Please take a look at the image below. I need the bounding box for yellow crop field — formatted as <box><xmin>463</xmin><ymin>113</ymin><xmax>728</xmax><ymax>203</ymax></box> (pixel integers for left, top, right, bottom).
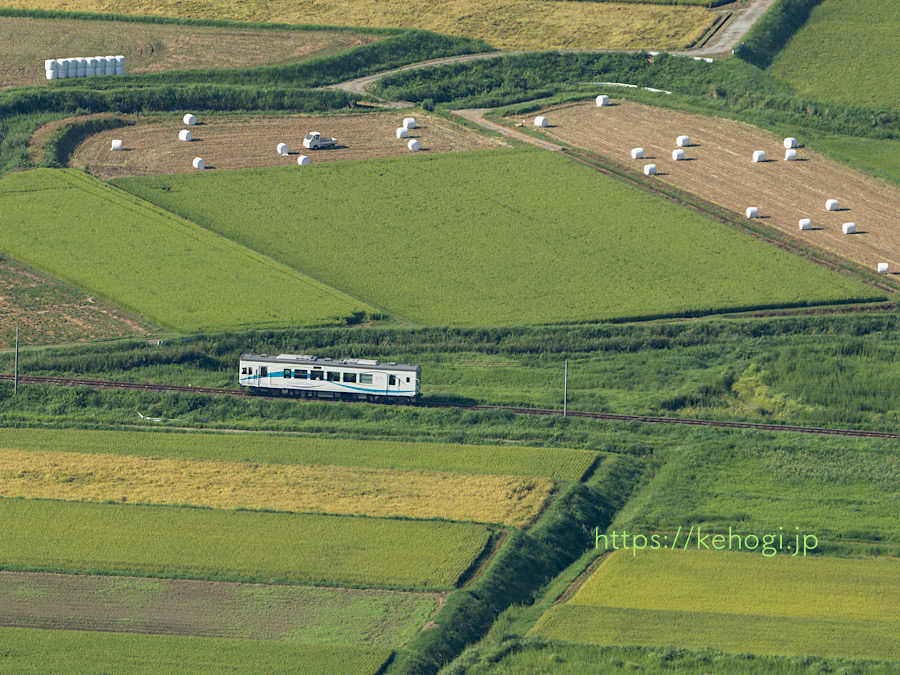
<box><xmin>0</xmin><ymin>449</ymin><xmax>553</xmax><ymax>527</ymax></box>
<box><xmin>0</xmin><ymin>0</ymin><xmax>717</xmax><ymax>50</ymax></box>
<box><xmin>530</xmin><ymin>549</ymin><xmax>900</xmax><ymax>661</ymax></box>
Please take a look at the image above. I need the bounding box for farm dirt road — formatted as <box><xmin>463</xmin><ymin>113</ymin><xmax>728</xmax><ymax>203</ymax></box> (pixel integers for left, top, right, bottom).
<box><xmin>73</xmin><ymin>111</ymin><xmax>509</xmax><ymax>179</ymax></box>
<box><xmin>526</xmin><ymin>100</ymin><xmax>900</xmax><ymax>272</ymax></box>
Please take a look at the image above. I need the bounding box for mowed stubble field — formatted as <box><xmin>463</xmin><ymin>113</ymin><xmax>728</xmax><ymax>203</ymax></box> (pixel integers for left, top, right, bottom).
<box><xmin>0</xmin><ymin>16</ymin><xmax>379</xmax><ymax>88</ymax></box>
<box><xmin>0</xmin><ymin>571</ymin><xmax>439</xmax><ymax>645</ymax></box>
<box><xmin>530</xmin><ymin>100</ymin><xmax>900</xmax><ymax>272</ymax></box>
<box><xmin>73</xmin><ymin>111</ymin><xmax>510</xmax><ymax>179</ymax></box>
<box><xmin>0</xmin><ymin>1</ymin><xmax>716</xmax><ymax>50</ymax></box>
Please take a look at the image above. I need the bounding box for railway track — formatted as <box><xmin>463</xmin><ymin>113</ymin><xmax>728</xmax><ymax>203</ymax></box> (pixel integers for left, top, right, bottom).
<box><xmin>0</xmin><ymin>374</ymin><xmax>895</xmax><ymax>440</ymax></box>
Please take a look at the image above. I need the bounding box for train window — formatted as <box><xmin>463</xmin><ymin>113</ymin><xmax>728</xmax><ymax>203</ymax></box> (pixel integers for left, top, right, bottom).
<box><xmin>283</xmin><ymin>370</ymin><xmax>291</xmax><ymax>379</ymax></box>
<box><xmin>241</xmin><ymin>367</ymin><xmax>248</xmax><ymax>375</ymax></box>
<box><xmin>260</xmin><ymin>367</ymin><xmax>268</xmax><ymax>377</ymax></box>
<box><xmin>343</xmin><ymin>373</ymin><xmax>357</xmax><ymax>383</ymax></box>
<box><xmin>359</xmin><ymin>374</ymin><xmax>373</xmax><ymax>384</ymax></box>
<box><xmin>295</xmin><ymin>369</ymin><xmax>308</xmax><ymax>379</ymax></box>
<box><xmin>389</xmin><ymin>375</ymin><xmax>397</xmax><ymax>385</ymax></box>
<box><xmin>406</xmin><ymin>377</ymin><xmax>410</xmax><ymax>382</ymax></box>
<box><xmin>327</xmin><ymin>372</ymin><xmax>341</xmax><ymax>382</ymax></box>
<box><xmin>310</xmin><ymin>370</ymin><xmax>324</xmax><ymax>381</ymax></box>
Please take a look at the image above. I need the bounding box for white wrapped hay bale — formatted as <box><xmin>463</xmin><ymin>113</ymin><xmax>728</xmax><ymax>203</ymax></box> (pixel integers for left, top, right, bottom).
<box><xmin>746</xmin><ymin>207</ymin><xmax>759</xmax><ymax>218</ymax></box>
<box><xmin>106</xmin><ymin>56</ymin><xmax>117</xmax><ymax>73</ymax></box>
<box><xmin>45</xmin><ymin>70</ymin><xmax>58</xmax><ymax>80</ymax></box>
<box><xmin>785</xmin><ymin>149</ymin><xmax>798</xmax><ymax>161</ymax></box>
<box><xmin>877</xmin><ymin>263</ymin><xmax>889</xmax><ymax>274</ymax></box>
<box><xmin>676</xmin><ymin>135</ymin><xmax>690</xmax><ymax>147</ymax></box>
<box><xmin>396</xmin><ymin>127</ymin><xmax>409</xmax><ymax>139</ymax></box>
<box><xmin>95</xmin><ymin>57</ymin><xmax>107</xmax><ymax>76</ymax></box>
<box><xmin>753</xmin><ymin>150</ymin><xmax>766</xmax><ymax>162</ymax></box>
<box><xmin>826</xmin><ymin>199</ymin><xmax>839</xmax><ymax>211</ymax></box>
<box><xmin>178</xmin><ymin>129</ymin><xmax>193</xmax><ymax>142</ymax></box>
<box><xmin>798</xmin><ymin>218</ymin><xmax>811</xmax><ymax>230</ymax></box>
<box><xmin>116</xmin><ymin>55</ymin><xmax>125</xmax><ymax>76</ymax></box>
<box><xmin>45</xmin><ymin>59</ymin><xmax>58</xmax><ymax>71</ymax></box>
<box><xmin>56</xmin><ymin>59</ymin><xmax>70</xmax><ymax>78</ymax></box>
<box><xmin>276</xmin><ymin>143</ymin><xmax>289</xmax><ymax>156</ymax></box>
<box><xmin>297</xmin><ymin>155</ymin><xmax>311</xmax><ymax>165</ymax></box>
<box><xmin>672</xmin><ymin>149</ymin><xmax>685</xmax><ymax>161</ymax></box>
<box><xmin>631</xmin><ymin>148</ymin><xmax>644</xmax><ymax>160</ymax></box>
<box><xmin>85</xmin><ymin>57</ymin><xmax>98</xmax><ymax>77</ymax></box>
<box><xmin>643</xmin><ymin>164</ymin><xmax>657</xmax><ymax>176</ymax></box>
<box><xmin>111</xmin><ymin>139</ymin><xmax>123</xmax><ymax>151</ymax></box>
<box><xmin>407</xmin><ymin>139</ymin><xmax>421</xmax><ymax>151</ymax></box>
<box><xmin>534</xmin><ymin>116</ymin><xmax>548</xmax><ymax>128</ymax></box>
<box><xmin>842</xmin><ymin>222</ymin><xmax>856</xmax><ymax>234</ymax></box>
<box><xmin>784</xmin><ymin>137</ymin><xmax>798</xmax><ymax>149</ymax></box>
<box><xmin>76</xmin><ymin>57</ymin><xmax>87</xmax><ymax>78</ymax></box>
<box><xmin>402</xmin><ymin>117</ymin><xmax>416</xmax><ymax>129</ymax></box>
<box><xmin>183</xmin><ymin>113</ymin><xmax>196</xmax><ymax>126</ymax></box>
<box><xmin>192</xmin><ymin>157</ymin><xmax>205</xmax><ymax>169</ymax></box>
<box><xmin>596</xmin><ymin>95</ymin><xmax>610</xmax><ymax>106</ymax></box>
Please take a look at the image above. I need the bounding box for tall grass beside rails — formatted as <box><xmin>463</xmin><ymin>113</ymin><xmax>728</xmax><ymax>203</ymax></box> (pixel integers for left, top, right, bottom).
<box><xmin>5</xmin><ymin>313</ymin><xmax>900</xmax><ymax>430</ymax></box>
<box><xmin>0</xmin><ymin>627</ymin><xmax>393</xmax><ymax>675</ymax></box>
<box><xmin>0</xmin><ymin>429</ymin><xmax>597</xmax><ymax>481</ymax></box>
<box><xmin>0</xmin><ymin>169</ymin><xmax>376</xmax><ymax>332</ymax></box>
<box><xmin>450</xmin><ymin>637</ymin><xmax>900</xmax><ymax>674</ymax></box>
<box><xmin>390</xmin><ymin>455</ymin><xmax>642</xmax><ymax>673</ymax></box>
<box><xmin>40</xmin><ymin>115</ymin><xmax>134</xmax><ymax>168</ymax></box>
<box><xmin>734</xmin><ymin>0</ymin><xmax>824</xmax><ymax>70</ymax></box>
<box><xmin>564</xmin><ymin>0</ymin><xmax>730</xmax><ymax>5</ymax></box>
<box><xmin>0</xmin><ymin>498</ymin><xmax>491</xmax><ymax>589</ymax></box>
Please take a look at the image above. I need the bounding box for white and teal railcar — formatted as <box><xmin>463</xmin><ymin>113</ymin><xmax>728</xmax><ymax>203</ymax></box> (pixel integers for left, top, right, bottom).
<box><xmin>239</xmin><ymin>354</ymin><xmax>420</xmax><ymax>400</ymax></box>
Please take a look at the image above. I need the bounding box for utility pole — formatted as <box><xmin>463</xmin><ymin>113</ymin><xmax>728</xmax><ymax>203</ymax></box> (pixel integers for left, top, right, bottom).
<box><xmin>563</xmin><ymin>359</ymin><xmax>567</xmax><ymax>418</ymax></box>
<box><xmin>14</xmin><ymin>326</ymin><xmax>18</xmax><ymax>396</ymax></box>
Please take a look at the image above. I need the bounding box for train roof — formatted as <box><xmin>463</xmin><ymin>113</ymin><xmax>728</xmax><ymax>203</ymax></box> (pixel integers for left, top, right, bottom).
<box><xmin>241</xmin><ymin>353</ymin><xmax>420</xmax><ymax>373</ymax></box>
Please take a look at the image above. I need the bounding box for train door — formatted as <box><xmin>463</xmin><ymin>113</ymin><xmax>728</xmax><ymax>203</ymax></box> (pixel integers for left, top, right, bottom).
<box><xmin>387</xmin><ymin>372</ymin><xmax>402</xmax><ymax>395</ymax></box>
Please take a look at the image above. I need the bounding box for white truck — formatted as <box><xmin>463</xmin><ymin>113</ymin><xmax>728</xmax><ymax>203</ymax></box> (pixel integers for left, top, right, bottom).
<box><xmin>303</xmin><ymin>132</ymin><xmax>338</xmax><ymax>150</ymax></box>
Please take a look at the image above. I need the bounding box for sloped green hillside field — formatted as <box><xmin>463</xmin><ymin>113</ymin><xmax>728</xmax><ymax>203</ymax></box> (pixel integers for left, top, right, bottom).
<box><xmin>114</xmin><ymin>149</ymin><xmax>881</xmax><ymax>326</ymax></box>
<box><xmin>0</xmin><ymin>169</ymin><xmax>374</xmax><ymax>332</ymax></box>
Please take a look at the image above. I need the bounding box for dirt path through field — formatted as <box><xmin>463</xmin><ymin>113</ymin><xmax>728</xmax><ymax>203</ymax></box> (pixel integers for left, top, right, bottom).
<box><xmin>520</xmin><ymin>100</ymin><xmax>899</xmax><ymax>272</ymax></box>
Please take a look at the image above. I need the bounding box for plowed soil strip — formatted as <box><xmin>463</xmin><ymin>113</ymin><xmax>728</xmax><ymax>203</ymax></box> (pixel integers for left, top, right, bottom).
<box><xmin>527</xmin><ymin>100</ymin><xmax>900</xmax><ymax>271</ymax></box>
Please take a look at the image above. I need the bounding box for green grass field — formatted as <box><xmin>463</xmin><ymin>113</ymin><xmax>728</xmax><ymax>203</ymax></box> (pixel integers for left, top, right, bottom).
<box><xmin>0</xmin><ymin>428</ymin><xmax>596</xmax><ymax>480</ymax></box>
<box><xmin>0</xmin><ymin>498</ymin><xmax>490</xmax><ymax>589</ymax></box>
<box><xmin>530</xmin><ymin>549</ymin><xmax>900</xmax><ymax>660</ymax></box>
<box><xmin>809</xmin><ymin>135</ymin><xmax>900</xmax><ymax>184</ymax></box>
<box><xmin>0</xmin><ymin>627</ymin><xmax>392</xmax><ymax>674</ymax></box>
<box><xmin>611</xmin><ymin>433</ymin><xmax>900</xmax><ymax>546</ymax></box>
<box><xmin>113</xmin><ymin>149</ymin><xmax>879</xmax><ymax>325</ymax></box>
<box><xmin>769</xmin><ymin>0</ymin><xmax>900</xmax><ymax>110</ymax></box>
<box><xmin>0</xmin><ymin>169</ymin><xmax>374</xmax><ymax>332</ymax></box>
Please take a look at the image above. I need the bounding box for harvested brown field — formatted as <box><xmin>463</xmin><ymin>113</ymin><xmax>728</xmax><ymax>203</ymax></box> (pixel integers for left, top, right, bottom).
<box><xmin>0</xmin><ymin>1</ymin><xmax>716</xmax><ymax>51</ymax></box>
<box><xmin>0</xmin><ymin>254</ymin><xmax>155</xmax><ymax>347</ymax></box>
<box><xmin>0</xmin><ymin>448</ymin><xmax>553</xmax><ymax>527</ymax></box>
<box><xmin>528</xmin><ymin>100</ymin><xmax>900</xmax><ymax>273</ymax></box>
<box><xmin>72</xmin><ymin>111</ymin><xmax>510</xmax><ymax>179</ymax></box>
<box><xmin>0</xmin><ymin>16</ymin><xmax>379</xmax><ymax>88</ymax></box>
<box><xmin>0</xmin><ymin>571</ymin><xmax>439</xmax><ymax>644</ymax></box>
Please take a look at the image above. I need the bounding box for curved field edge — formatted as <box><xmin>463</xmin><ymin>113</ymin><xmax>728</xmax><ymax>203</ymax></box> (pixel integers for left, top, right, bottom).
<box><xmin>0</xmin><ymin>498</ymin><xmax>491</xmax><ymax>590</ymax></box>
<box><xmin>112</xmin><ymin>149</ymin><xmax>883</xmax><ymax>326</ymax></box>
<box><xmin>0</xmin><ymin>627</ymin><xmax>393</xmax><ymax>675</ymax></box>
<box><xmin>0</xmin><ymin>168</ymin><xmax>378</xmax><ymax>332</ymax></box>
